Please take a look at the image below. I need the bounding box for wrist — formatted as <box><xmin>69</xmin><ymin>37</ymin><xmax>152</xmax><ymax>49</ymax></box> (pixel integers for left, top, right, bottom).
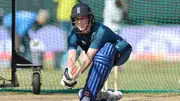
<box><xmin>74</xmin><ymin>71</ymin><xmax>81</xmax><ymax>79</ymax></box>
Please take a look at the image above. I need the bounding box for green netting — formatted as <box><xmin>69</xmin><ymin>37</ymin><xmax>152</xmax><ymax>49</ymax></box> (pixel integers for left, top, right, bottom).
<box><xmin>0</xmin><ymin>0</ymin><xmax>11</xmax><ymax>24</ymax></box>
<box><xmin>126</xmin><ymin>0</ymin><xmax>180</xmax><ymax>24</ymax></box>
<box><xmin>0</xmin><ymin>0</ymin><xmax>180</xmax><ymax>94</ymax></box>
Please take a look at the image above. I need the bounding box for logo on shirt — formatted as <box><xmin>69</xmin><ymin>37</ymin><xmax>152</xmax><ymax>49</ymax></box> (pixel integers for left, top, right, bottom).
<box><xmin>81</xmin><ymin>40</ymin><xmax>86</xmax><ymax>45</ymax></box>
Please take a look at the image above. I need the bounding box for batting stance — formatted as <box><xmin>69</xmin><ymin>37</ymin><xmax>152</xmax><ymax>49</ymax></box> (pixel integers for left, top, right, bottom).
<box><xmin>60</xmin><ymin>3</ymin><xmax>132</xmax><ymax>101</ymax></box>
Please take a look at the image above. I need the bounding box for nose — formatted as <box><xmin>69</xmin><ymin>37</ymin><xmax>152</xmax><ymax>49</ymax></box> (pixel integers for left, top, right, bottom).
<box><xmin>78</xmin><ymin>20</ymin><xmax>82</xmax><ymax>24</ymax></box>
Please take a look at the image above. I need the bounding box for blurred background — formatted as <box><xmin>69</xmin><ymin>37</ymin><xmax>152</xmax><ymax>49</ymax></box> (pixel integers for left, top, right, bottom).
<box><xmin>0</xmin><ymin>0</ymin><xmax>179</xmax><ymax>93</ymax></box>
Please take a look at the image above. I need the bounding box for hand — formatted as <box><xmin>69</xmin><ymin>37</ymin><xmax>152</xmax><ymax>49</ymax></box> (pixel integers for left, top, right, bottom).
<box><xmin>63</xmin><ymin>68</ymin><xmax>73</xmax><ymax>80</ymax></box>
<box><xmin>64</xmin><ymin>66</ymin><xmax>82</xmax><ymax>80</ymax></box>
<box><xmin>60</xmin><ymin>75</ymin><xmax>77</xmax><ymax>89</ymax></box>
<box><xmin>60</xmin><ymin>68</ymin><xmax>77</xmax><ymax>88</ymax></box>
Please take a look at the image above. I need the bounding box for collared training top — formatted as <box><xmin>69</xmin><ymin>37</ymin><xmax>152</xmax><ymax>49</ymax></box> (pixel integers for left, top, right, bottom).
<box><xmin>67</xmin><ymin>22</ymin><xmax>123</xmax><ymax>52</ymax></box>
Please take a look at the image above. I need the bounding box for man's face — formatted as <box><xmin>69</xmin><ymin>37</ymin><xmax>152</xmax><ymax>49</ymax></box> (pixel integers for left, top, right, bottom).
<box><xmin>74</xmin><ymin>16</ymin><xmax>89</xmax><ymax>32</ymax></box>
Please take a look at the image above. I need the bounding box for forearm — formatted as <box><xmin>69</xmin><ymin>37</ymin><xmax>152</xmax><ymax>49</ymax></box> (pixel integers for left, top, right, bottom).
<box><xmin>79</xmin><ymin>51</ymin><xmax>93</xmax><ymax>73</ymax></box>
<box><xmin>73</xmin><ymin>61</ymin><xmax>91</xmax><ymax>79</ymax></box>
<box><xmin>79</xmin><ymin>60</ymin><xmax>91</xmax><ymax>74</ymax></box>
<box><xmin>74</xmin><ymin>54</ymin><xmax>92</xmax><ymax>79</ymax></box>
<box><xmin>73</xmin><ymin>49</ymin><xmax>98</xmax><ymax>79</ymax></box>
<box><xmin>66</xmin><ymin>58</ymin><xmax>76</xmax><ymax>69</ymax></box>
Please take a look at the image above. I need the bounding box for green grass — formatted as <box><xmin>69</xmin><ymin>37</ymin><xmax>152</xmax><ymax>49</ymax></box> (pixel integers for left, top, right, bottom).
<box><xmin>0</xmin><ymin>60</ymin><xmax>180</xmax><ymax>93</ymax></box>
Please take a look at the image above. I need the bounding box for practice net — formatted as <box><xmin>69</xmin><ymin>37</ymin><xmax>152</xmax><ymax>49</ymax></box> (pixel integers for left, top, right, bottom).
<box><xmin>0</xmin><ymin>0</ymin><xmax>179</xmax><ymax>93</ymax></box>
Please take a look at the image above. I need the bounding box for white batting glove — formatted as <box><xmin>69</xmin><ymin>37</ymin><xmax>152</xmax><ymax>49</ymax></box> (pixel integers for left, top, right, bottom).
<box><xmin>60</xmin><ymin>75</ymin><xmax>77</xmax><ymax>89</ymax></box>
<box><xmin>60</xmin><ymin>68</ymin><xmax>77</xmax><ymax>88</ymax></box>
<box><xmin>66</xmin><ymin>65</ymin><xmax>82</xmax><ymax>80</ymax></box>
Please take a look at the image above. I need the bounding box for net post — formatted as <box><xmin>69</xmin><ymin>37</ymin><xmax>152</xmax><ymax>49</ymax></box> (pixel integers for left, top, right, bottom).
<box><xmin>11</xmin><ymin>0</ymin><xmax>16</xmax><ymax>86</ymax></box>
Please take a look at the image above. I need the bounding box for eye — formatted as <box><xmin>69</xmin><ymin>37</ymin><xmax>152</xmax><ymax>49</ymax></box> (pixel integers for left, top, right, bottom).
<box><xmin>75</xmin><ymin>16</ymin><xmax>89</xmax><ymax>20</ymax></box>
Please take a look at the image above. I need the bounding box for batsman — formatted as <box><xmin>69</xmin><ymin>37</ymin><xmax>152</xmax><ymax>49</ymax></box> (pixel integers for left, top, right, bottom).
<box><xmin>60</xmin><ymin>3</ymin><xmax>132</xmax><ymax>101</ymax></box>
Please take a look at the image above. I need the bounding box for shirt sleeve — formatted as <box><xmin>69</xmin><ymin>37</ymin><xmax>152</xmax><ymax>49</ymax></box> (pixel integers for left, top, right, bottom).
<box><xmin>67</xmin><ymin>33</ymin><xmax>78</xmax><ymax>50</ymax></box>
<box><xmin>90</xmin><ymin>26</ymin><xmax>105</xmax><ymax>49</ymax></box>
<box><xmin>2</xmin><ymin>12</ymin><xmax>36</xmax><ymax>37</ymax></box>
<box><xmin>2</xmin><ymin>13</ymin><xmax>12</xmax><ymax>28</ymax></box>
<box><xmin>16</xmin><ymin>12</ymin><xmax>36</xmax><ymax>36</ymax></box>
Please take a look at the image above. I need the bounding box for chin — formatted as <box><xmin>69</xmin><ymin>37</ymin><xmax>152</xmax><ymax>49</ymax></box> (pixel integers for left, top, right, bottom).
<box><xmin>79</xmin><ymin>28</ymin><xmax>86</xmax><ymax>31</ymax></box>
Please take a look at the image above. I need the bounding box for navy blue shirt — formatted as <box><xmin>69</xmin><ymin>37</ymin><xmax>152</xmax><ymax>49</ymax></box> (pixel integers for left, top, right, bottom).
<box><xmin>68</xmin><ymin>22</ymin><xmax>123</xmax><ymax>52</ymax></box>
<box><xmin>3</xmin><ymin>11</ymin><xmax>36</xmax><ymax>37</ymax></box>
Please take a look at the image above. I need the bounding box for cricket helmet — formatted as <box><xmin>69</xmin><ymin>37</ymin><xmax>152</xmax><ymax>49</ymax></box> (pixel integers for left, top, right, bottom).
<box><xmin>70</xmin><ymin>3</ymin><xmax>94</xmax><ymax>26</ymax></box>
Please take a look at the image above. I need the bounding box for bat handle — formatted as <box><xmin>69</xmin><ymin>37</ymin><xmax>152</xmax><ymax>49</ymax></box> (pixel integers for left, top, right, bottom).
<box><xmin>114</xmin><ymin>66</ymin><xmax>118</xmax><ymax>91</ymax></box>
